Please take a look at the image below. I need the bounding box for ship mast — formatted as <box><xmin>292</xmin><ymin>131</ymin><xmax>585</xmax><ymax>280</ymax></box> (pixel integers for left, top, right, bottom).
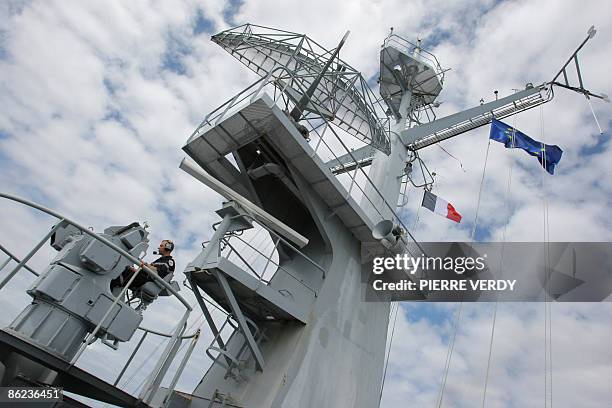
<box><xmin>0</xmin><ymin>22</ymin><xmax>605</xmax><ymax>408</ymax></box>
<box><xmin>160</xmin><ymin>24</ymin><xmax>559</xmax><ymax>408</ymax></box>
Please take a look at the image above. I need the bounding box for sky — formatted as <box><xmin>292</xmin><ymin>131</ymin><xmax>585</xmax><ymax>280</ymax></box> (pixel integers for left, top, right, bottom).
<box><xmin>1</xmin><ymin>0</ymin><xmax>612</xmax><ymax>407</ymax></box>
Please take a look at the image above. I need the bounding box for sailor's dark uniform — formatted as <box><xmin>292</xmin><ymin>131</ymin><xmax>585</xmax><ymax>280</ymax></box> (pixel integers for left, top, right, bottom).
<box><xmin>111</xmin><ymin>255</ymin><xmax>175</xmax><ymax>290</ymax></box>
<box><xmin>149</xmin><ymin>256</ymin><xmax>175</xmax><ymax>279</ymax></box>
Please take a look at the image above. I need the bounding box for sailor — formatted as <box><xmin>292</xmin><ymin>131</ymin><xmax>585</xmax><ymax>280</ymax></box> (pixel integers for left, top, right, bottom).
<box><xmin>111</xmin><ymin>239</ymin><xmax>176</xmax><ymax>291</ymax></box>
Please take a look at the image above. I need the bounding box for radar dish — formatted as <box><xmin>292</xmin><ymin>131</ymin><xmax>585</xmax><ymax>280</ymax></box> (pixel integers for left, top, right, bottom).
<box><xmin>212</xmin><ymin>24</ymin><xmax>391</xmax><ymax>155</ymax></box>
<box><xmin>379</xmin><ymin>35</ymin><xmax>445</xmax><ymax>121</ymax></box>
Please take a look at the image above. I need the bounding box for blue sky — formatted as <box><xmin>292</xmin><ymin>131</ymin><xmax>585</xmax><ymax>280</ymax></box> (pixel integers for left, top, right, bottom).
<box><xmin>1</xmin><ymin>0</ymin><xmax>612</xmax><ymax>407</ymax></box>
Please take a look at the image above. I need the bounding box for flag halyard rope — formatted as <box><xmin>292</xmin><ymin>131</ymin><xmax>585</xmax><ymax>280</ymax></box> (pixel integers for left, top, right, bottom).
<box><xmin>481</xmin><ymin>112</ymin><xmax>519</xmax><ymax>407</ymax></box>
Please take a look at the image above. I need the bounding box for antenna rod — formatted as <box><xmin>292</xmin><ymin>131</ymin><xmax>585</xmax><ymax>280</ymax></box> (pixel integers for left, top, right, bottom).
<box><xmin>550</xmin><ymin>26</ymin><xmax>595</xmax><ymax>84</ymax></box>
<box><xmin>290</xmin><ymin>31</ymin><xmax>350</xmax><ymax>121</ymax></box>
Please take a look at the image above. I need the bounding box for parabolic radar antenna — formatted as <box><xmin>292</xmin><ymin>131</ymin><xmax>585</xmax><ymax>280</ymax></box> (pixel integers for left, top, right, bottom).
<box><xmin>211</xmin><ymin>23</ymin><xmax>392</xmax><ymax>154</ymax></box>
<box><xmin>176</xmin><ymin>22</ymin><xmax>423</xmax><ymax>408</ymax></box>
<box><xmin>176</xmin><ymin>23</ymin><xmax>606</xmax><ymax>408</ymax></box>
<box><xmin>0</xmin><ymin>20</ymin><xmax>606</xmax><ymax>408</ymax></box>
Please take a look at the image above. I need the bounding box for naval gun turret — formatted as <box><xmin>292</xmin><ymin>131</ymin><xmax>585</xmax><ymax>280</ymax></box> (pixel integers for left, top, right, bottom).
<box><xmin>1</xmin><ymin>220</ymin><xmax>160</xmax><ymax>387</ymax></box>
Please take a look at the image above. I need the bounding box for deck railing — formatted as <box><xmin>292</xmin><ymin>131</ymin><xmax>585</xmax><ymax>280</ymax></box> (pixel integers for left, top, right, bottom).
<box><xmin>0</xmin><ymin>193</ymin><xmax>198</xmax><ymax>406</ymax></box>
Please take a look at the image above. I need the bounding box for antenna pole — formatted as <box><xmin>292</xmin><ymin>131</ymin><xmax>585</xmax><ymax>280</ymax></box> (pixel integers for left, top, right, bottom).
<box><xmin>290</xmin><ymin>31</ymin><xmax>350</xmax><ymax>121</ymax></box>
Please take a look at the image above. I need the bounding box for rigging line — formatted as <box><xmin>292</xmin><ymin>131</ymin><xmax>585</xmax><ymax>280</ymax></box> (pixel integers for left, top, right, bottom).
<box><xmin>379</xmin><ymin>302</ymin><xmax>400</xmax><ymax>406</ymax></box>
<box><xmin>481</xmin><ymin>112</ymin><xmax>519</xmax><ymax>406</ymax></box>
<box><xmin>480</xmin><ymin>155</ymin><xmax>511</xmax><ymax>404</ymax></box>
<box><xmin>380</xmin><ymin>304</ymin><xmax>399</xmax><ymax>405</ymax></box>
<box><xmin>544</xmin><ymin>219</ymin><xmax>550</xmax><ymax>407</ymax></box>
<box><xmin>470</xmin><ymin>138</ymin><xmax>492</xmax><ymax>241</ymax></box>
<box><xmin>404</xmin><ymin>197</ymin><xmax>422</xmax><ymax>259</ymax></box>
<box><xmin>469</xmin><ymin>129</ymin><xmax>496</xmax><ymax>408</ymax></box>
<box><xmin>548</xmin><ymin>274</ymin><xmax>552</xmax><ymax>408</ymax></box>
<box><xmin>398</xmin><ymin>174</ymin><xmax>410</xmax><ymax>207</ymax></box>
<box><xmin>436</xmin><ymin>142</ymin><xmax>467</xmax><ymax>173</ymax></box>
<box><xmin>436</xmin><ymin>126</ymin><xmax>493</xmax><ymax>402</ymax></box>
<box><xmin>481</xmin><ymin>303</ymin><xmax>498</xmax><ymax>408</ymax></box>
<box><xmin>585</xmin><ymin>96</ymin><xmax>604</xmax><ymax>135</ymax></box>
<box><xmin>436</xmin><ymin>302</ymin><xmax>463</xmax><ymax>408</ymax></box>
<box><xmin>542</xmin><ymin>106</ymin><xmax>548</xmax><ymax>408</ymax></box>
<box><xmin>540</xmin><ymin>104</ymin><xmax>553</xmax><ymax>408</ymax></box>
<box><xmin>498</xmin><ymin>111</ymin><xmax>519</xmax><ymax>264</ymax></box>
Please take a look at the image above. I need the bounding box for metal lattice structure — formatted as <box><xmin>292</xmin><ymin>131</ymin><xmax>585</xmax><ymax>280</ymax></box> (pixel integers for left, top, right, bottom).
<box><xmin>212</xmin><ymin>23</ymin><xmax>391</xmax><ymax>155</ymax></box>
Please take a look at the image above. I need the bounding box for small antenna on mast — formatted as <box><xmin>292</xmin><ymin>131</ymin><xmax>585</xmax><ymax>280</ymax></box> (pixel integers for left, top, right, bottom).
<box><xmin>290</xmin><ymin>31</ymin><xmax>350</xmax><ymax>121</ymax></box>
<box><xmin>588</xmin><ymin>25</ymin><xmax>596</xmax><ymax>39</ymax></box>
<box><xmin>384</xmin><ymin>27</ymin><xmax>394</xmax><ymax>44</ymax></box>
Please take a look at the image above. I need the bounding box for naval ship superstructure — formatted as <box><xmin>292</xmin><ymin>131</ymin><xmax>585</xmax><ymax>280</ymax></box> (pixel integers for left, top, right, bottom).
<box><xmin>0</xmin><ymin>23</ymin><xmax>605</xmax><ymax>407</ymax></box>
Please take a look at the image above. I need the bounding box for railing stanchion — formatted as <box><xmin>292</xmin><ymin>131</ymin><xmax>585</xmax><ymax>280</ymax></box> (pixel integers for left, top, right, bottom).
<box><xmin>262</xmin><ymin>238</ymin><xmax>280</xmax><ymax>278</ymax></box>
<box><xmin>0</xmin><ymin>220</ymin><xmax>64</xmax><ymax>290</ymax></box>
<box><xmin>162</xmin><ymin>329</ymin><xmax>201</xmax><ymax>408</ymax></box>
<box><xmin>0</xmin><ymin>258</ymin><xmax>10</xmax><ymax>273</ymax></box>
<box><xmin>0</xmin><ymin>192</ymin><xmax>198</xmax><ymax>403</ymax></box>
<box><xmin>140</xmin><ymin>309</ymin><xmax>189</xmax><ymax>404</ymax></box>
<box><xmin>0</xmin><ymin>242</ymin><xmax>39</xmax><ymax>277</ymax></box>
<box><xmin>114</xmin><ymin>330</ymin><xmax>149</xmax><ymax>386</ymax></box>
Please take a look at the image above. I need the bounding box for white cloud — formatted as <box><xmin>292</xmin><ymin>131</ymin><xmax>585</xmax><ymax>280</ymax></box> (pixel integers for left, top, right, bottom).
<box><xmin>1</xmin><ymin>0</ymin><xmax>612</xmax><ymax>407</ymax></box>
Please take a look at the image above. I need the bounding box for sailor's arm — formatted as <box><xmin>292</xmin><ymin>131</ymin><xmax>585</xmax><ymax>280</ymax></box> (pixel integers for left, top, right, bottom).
<box><xmin>140</xmin><ymin>261</ymin><xmax>159</xmax><ymax>274</ymax></box>
<box><xmin>141</xmin><ymin>260</ymin><xmax>171</xmax><ymax>276</ymax></box>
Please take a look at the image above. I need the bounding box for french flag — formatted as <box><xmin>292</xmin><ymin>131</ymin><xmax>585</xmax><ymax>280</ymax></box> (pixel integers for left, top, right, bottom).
<box><xmin>421</xmin><ymin>191</ymin><xmax>462</xmax><ymax>223</ymax></box>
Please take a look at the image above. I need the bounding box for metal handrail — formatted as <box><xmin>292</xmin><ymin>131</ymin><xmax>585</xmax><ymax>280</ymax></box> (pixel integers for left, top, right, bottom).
<box><xmin>221</xmin><ymin>235</ymin><xmax>318</xmax><ymax>298</ymax></box>
<box><xmin>213</xmin><ymin>23</ymin><xmax>392</xmax><ymax>124</ymax></box>
<box><xmin>209</xmin><ymin>210</ymin><xmax>324</xmax><ymax>297</ymax></box>
<box><xmin>189</xmin><ymin>60</ymin><xmax>425</xmax><ymax>256</ymax></box>
<box><xmin>191</xmin><ymin>64</ymin><xmax>391</xmax><ymax>154</ymax></box>
<box><xmin>0</xmin><ymin>192</ymin><xmax>193</xmax><ymax>402</ymax></box>
<box><xmin>113</xmin><ymin>322</ymin><xmax>202</xmax><ymax>394</ymax></box>
<box><xmin>293</xmin><ymin>95</ymin><xmax>427</xmax><ymax>255</ymax></box>
<box><xmin>0</xmin><ymin>242</ymin><xmax>40</xmax><ymax>277</ymax></box>
<box><xmin>382</xmin><ymin>34</ymin><xmax>445</xmax><ymax>82</ymax></box>
<box><xmin>205</xmin><ymin>314</ymin><xmax>241</xmax><ymax>372</ymax></box>
<box><xmin>137</xmin><ymin>325</ymin><xmax>199</xmax><ymax>339</ymax></box>
<box><xmin>0</xmin><ymin>193</ymin><xmax>192</xmax><ymax>309</ymax></box>
<box><xmin>0</xmin><ymin>193</ymin><xmax>193</xmax><ymax>311</ymax></box>
<box><xmin>241</xmin><ymin>213</ymin><xmax>327</xmax><ymax>278</ymax></box>
<box><xmin>203</xmin><ymin>312</ymin><xmax>264</xmax><ymax>376</ymax></box>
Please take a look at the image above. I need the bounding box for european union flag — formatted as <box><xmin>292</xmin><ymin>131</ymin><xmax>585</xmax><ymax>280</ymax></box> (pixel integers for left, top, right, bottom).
<box><xmin>489</xmin><ymin>118</ymin><xmax>563</xmax><ymax>175</ymax></box>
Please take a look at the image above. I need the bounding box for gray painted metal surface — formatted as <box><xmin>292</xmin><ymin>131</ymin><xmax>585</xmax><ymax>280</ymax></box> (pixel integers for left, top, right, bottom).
<box><xmin>6</xmin><ymin>221</ymin><xmax>150</xmax><ymax>363</ymax></box>
<box><xmin>178</xmin><ymin>92</ymin><xmax>392</xmax><ymax>406</ymax></box>
<box><xmin>325</xmin><ymin>145</ymin><xmax>376</xmax><ymax>173</ymax></box>
<box><xmin>4</xmin><ymin>22</ymin><xmax>597</xmax><ymax>408</ymax></box>
<box><xmin>0</xmin><ymin>329</ymin><xmax>150</xmax><ymax>407</ymax></box>
<box><xmin>168</xmin><ymin>27</ymin><xmax>441</xmax><ymax>408</ymax></box>
<box><xmin>362</xmin><ymin>89</ymin><xmax>413</xmax><ymax>222</ymax></box>
<box><xmin>180</xmin><ymin>157</ymin><xmax>309</xmax><ymax>249</ymax></box>
<box><xmin>211</xmin><ymin>24</ymin><xmax>392</xmax><ymax>154</ymax></box>
<box><xmin>0</xmin><ymin>193</ymin><xmax>193</xmax><ymax>406</ymax></box>
<box><xmin>183</xmin><ymin>94</ymin><xmax>380</xmax><ymax>243</ymax></box>
<box><xmin>379</xmin><ymin>35</ymin><xmax>444</xmax><ymax>120</ymax></box>
<box><xmin>403</xmin><ymin>84</ymin><xmax>550</xmax><ymax>149</ymax></box>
